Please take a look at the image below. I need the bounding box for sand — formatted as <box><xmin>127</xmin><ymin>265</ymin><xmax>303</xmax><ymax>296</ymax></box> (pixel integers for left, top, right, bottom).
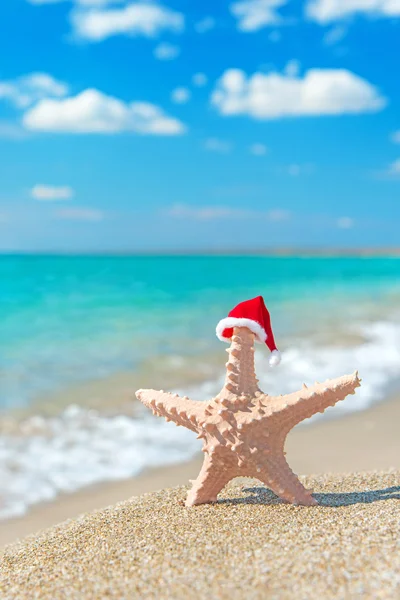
<box><xmin>0</xmin><ymin>458</ymin><xmax>201</xmax><ymax>548</ymax></box>
<box><xmin>2</xmin><ymin>394</ymin><xmax>400</xmax><ymax>598</ymax></box>
<box><xmin>1</xmin><ymin>471</ymin><xmax>400</xmax><ymax>599</ymax></box>
<box><xmin>2</xmin><ymin>392</ymin><xmax>400</xmax><ymax>549</ymax></box>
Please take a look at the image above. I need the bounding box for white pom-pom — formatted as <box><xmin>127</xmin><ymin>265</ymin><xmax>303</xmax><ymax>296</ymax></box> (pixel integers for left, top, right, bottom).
<box><xmin>269</xmin><ymin>350</ymin><xmax>281</xmax><ymax>367</ymax></box>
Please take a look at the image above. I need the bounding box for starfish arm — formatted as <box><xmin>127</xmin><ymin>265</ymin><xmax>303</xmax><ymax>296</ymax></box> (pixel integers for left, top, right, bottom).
<box><xmin>267</xmin><ymin>371</ymin><xmax>361</xmax><ymax>430</ymax></box>
<box><xmin>254</xmin><ymin>454</ymin><xmax>317</xmax><ymax>506</ymax></box>
<box><xmin>135</xmin><ymin>389</ymin><xmax>204</xmax><ymax>432</ymax></box>
<box><xmin>185</xmin><ymin>455</ymin><xmax>233</xmax><ymax>507</ymax></box>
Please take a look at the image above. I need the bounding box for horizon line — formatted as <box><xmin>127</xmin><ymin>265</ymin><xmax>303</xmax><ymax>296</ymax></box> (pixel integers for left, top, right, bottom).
<box><xmin>1</xmin><ymin>247</ymin><xmax>400</xmax><ymax>258</ymax></box>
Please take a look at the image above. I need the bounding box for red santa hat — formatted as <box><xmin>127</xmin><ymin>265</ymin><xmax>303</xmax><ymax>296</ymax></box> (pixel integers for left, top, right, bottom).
<box><xmin>216</xmin><ymin>296</ymin><xmax>281</xmax><ymax>366</ymax></box>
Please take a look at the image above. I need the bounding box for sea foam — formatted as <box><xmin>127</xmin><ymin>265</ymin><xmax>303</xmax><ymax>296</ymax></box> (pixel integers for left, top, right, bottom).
<box><xmin>1</xmin><ymin>319</ymin><xmax>400</xmax><ymax>520</ymax></box>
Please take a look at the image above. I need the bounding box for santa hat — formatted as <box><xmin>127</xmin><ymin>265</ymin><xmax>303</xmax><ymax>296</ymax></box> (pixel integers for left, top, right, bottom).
<box><xmin>216</xmin><ymin>296</ymin><xmax>281</xmax><ymax>366</ymax></box>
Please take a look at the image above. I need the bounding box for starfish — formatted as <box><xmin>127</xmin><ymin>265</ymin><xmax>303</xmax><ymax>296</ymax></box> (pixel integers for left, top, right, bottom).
<box><xmin>136</xmin><ymin>327</ymin><xmax>361</xmax><ymax>507</ymax></box>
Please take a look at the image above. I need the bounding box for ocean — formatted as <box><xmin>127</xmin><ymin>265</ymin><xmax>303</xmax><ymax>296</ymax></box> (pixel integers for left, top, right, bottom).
<box><xmin>1</xmin><ymin>255</ymin><xmax>400</xmax><ymax>519</ymax></box>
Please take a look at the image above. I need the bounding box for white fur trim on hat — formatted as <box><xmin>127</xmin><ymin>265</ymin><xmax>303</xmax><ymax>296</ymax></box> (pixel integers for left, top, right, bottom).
<box><xmin>269</xmin><ymin>349</ymin><xmax>281</xmax><ymax>367</ymax></box>
<box><xmin>216</xmin><ymin>317</ymin><xmax>267</xmax><ymax>344</ymax></box>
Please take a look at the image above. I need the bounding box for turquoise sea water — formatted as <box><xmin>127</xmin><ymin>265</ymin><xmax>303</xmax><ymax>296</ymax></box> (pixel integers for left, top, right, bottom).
<box><xmin>1</xmin><ymin>255</ymin><xmax>400</xmax><ymax>518</ymax></box>
<box><xmin>2</xmin><ymin>255</ymin><xmax>400</xmax><ymax>411</ymax></box>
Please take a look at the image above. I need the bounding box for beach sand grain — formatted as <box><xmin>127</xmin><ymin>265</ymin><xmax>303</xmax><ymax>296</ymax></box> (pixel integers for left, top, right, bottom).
<box><xmin>1</xmin><ymin>471</ymin><xmax>400</xmax><ymax>600</ymax></box>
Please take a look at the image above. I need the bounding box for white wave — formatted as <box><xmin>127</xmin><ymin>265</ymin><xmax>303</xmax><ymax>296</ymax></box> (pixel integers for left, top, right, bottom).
<box><xmin>263</xmin><ymin>319</ymin><xmax>400</xmax><ymax>420</ymax></box>
<box><xmin>1</xmin><ymin>319</ymin><xmax>400</xmax><ymax>521</ymax></box>
<box><xmin>186</xmin><ymin>320</ymin><xmax>400</xmax><ymax>420</ymax></box>
<box><xmin>0</xmin><ymin>408</ymin><xmax>199</xmax><ymax>520</ymax></box>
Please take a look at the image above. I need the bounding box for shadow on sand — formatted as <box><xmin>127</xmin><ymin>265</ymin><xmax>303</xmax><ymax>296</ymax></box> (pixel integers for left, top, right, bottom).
<box><xmin>218</xmin><ymin>485</ymin><xmax>400</xmax><ymax>507</ymax></box>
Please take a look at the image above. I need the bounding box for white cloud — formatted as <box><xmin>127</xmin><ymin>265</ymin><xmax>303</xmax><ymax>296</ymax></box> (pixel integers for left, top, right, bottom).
<box><xmin>388</xmin><ymin>159</ymin><xmax>400</xmax><ymax>175</ymax></box>
<box><xmin>153</xmin><ymin>42</ymin><xmax>180</xmax><ymax>60</ymax></box>
<box><xmin>204</xmin><ymin>138</ymin><xmax>233</xmax><ymax>153</ymax></box>
<box><xmin>55</xmin><ymin>207</ymin><xmax>104</xmax><ymax>221</ymax></box>
<box><xmin>284</xmin><ymin>163</ymin><xmax>315</xmax><ymax>176</ymax></box>
<box><xmin>268</xmin><ymin>209</ymin><xmax>291</xmax><ymax>221</ymax></box>
<box><xmin>284</xmin><ymin>59</ymin><xmax>301</xmax><ymax>77</ymax></box>
<box><xmin>249</xmin><ymin>143</ymin><xmax>268</xmax><ymax>155</ymax></box>
<box><xmin>230</xmin><ymin>0</ymin><xmax>287</xmax><ymax>32</ymax></box>
<box><xmin>23</xmin><ymin>88</ymin><xmax>186</xmax><ymax>135</ymax></box>
<box><xmin>0</xmin><ymin>73</ymin><xmax>68</xmax><ymax>108</ymax></box>
<box><xmin>167</xmin><ymin>204</ymin><xmax>247</xmax><ymax>220</ymax></box>
<box><xmin>287</xmin><ymin>164</ymin><xmax>301</xmax><ymax>176</ymax></box>
<box><xmin>166</xmin><ymin>203</ymin><xmax>291</xmax><ymax>221</ymax></box>
<box><xmin>375</xmin><ymin>159</ymin><xmax>400</xmax><ymax>179</ymax></box>
<box><xmin>194</xmin><ymin>16</ymin><xmax>215</xmax><ymax>33</ymax></box>
<box><xmin>211</xmin><ymin>68</ymin><xmax>386</xmax><ymax>119</ymax></box>
<box><xmin>306</xmin><ymin>0</ymin><xmax>400</xmax><ymax>23</ymax></box>
<box><xmin>71</xmin><ymin>2</ymin><xmax>184</xmax><ymax>42</ymax></box>
<box><xmin>31</xmin><ymin>184</ymin><xmax>74</xmax><ymax>200</ymax></box>
<box><xmin>323</xmin><ymin>25</ymin><xmax>347</xmax><ymax>45</ymax></box>
<box><xmin>337</xmin><ymin>216</ymin><xmax>354</xmax><ymax>229</ymax></box>
<box><xmin>192</xmin><ymin>73</ymin><xmax>208</xmax><ymax>87</ymax></box>
<box><xmin>171</xmin><ymin>87</ymin><xmax>191</xmax><ymax>104</ymax></box>
<box><xmin>391</xmin><ymin>130</ymin><xmax>400</xmax><ymax>143</ymax></box>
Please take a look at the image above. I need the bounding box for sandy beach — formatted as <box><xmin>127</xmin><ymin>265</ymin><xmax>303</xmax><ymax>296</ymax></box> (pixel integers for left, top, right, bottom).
<box><xmin>2</xmin><ymin>470</ymin><xmax>400</xmax><ymax>599</ymax></box>
<box><xmin>1</xmin><ymin>392</ymin><xmax>399</xmax><ymax>550</ymax></box>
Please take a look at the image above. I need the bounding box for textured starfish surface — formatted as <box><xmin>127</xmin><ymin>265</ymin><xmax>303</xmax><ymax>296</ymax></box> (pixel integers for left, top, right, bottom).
<box><xmin>136</xmin><ymin>327</ymin><xmax>361</xmax><ymax>507</ymax></box>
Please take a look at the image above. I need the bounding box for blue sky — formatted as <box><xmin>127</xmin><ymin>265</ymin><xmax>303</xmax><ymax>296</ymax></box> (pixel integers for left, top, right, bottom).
<box><xmin>0</xmin><ymin>0</ymin><xmax>399</xmax><ymax>252</ymax></box>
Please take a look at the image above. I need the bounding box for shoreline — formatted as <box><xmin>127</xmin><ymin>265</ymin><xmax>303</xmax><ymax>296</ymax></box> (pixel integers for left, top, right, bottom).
<box><xmin>2</xmin><ymin>392</ymin><xmax>399</xmax><ymax>549</ymax></box>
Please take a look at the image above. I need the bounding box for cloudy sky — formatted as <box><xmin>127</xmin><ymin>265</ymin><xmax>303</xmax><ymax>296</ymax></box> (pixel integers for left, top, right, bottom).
<box><xmin>0</xmin><ymin>0</ymin><xmax>399</xmax><ymax>251</ymax></box>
